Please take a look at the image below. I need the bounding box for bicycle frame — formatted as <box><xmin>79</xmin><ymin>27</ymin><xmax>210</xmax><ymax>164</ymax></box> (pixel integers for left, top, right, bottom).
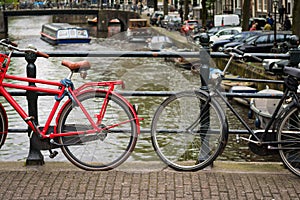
<box><xmin>206</xmin><ymin>69</ymin><xmax>298</xmax><ymax>145</ymax></box>
<box><xmin>0</xmin><ymin>64</ymin><xmax>140</xmax><ymax>140</ymax></box>
<box><xmin>212</xmin><ymin>87</ymin><xmax>290</xmax><ymax>142</ymax></box>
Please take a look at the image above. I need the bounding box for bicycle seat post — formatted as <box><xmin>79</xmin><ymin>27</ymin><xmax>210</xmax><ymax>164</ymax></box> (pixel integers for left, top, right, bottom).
<box><xmin>67</xmin><ymin>71</ymin><xmax>74</xmax><ymax>80</ymax></box>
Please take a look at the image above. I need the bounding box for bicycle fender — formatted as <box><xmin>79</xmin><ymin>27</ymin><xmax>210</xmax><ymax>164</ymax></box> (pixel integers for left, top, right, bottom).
<box><xmin>0</xmin><ymin>103</ymin><xmax>8</xmax><ymax>148</ymax></box>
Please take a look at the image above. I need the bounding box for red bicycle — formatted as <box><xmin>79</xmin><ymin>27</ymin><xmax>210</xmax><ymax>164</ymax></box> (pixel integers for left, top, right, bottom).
<box><xmin>0</xmin><ymin>39</ymin><xmax>141</xmax><ymax>170</ymax></box>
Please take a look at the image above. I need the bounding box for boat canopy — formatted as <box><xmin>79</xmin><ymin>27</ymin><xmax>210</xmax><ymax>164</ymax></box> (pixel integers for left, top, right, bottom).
<box><xmin>42</xmin><ymin>23</ymin><xmax>89</xmax><ymax>39</ymax></box>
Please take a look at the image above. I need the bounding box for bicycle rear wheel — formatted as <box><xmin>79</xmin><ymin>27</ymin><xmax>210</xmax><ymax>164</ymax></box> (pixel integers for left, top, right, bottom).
<box><xmin>151</xmin><ymin>90</ymin><xmax>228</xmax><ymax>171</ymax></box>
<box><xmin>277</xmin><ymin>106</ymin><xmax>300</xmax><ymax>177</ymax></box>
<box><xmin>57</xmin><ymin>91</ymin><xmax>138</xmax><ymax>171</ymax></box>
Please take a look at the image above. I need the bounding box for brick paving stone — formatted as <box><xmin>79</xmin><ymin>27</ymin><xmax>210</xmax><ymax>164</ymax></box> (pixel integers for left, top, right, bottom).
<box><xmin>0</xmin><ymin>162</ymin><xmax>299</xmax><ymax>199</ymax></box>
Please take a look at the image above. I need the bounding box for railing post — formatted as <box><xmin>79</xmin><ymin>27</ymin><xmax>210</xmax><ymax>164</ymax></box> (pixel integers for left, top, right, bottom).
<box><xmin>198</xmin><ymin>33</ymin><xmax>212</xmax><ymax>165</ymax></box>
<box><xmin>199</xmin><ymin>33</ymin><xmax>211</xmax><ymax>90</ymax></box>
<box><xmin>289</xmin><ymin>35</ymin><xmax>300</xmax><ymax>67</ymax></box>
<box><xmin>25</xmin><ymin>49</ymin><xmax>44</xmax><ymax>166</ymax></box>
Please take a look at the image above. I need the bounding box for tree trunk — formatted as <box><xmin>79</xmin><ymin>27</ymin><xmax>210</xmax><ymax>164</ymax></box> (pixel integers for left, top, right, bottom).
<box><xmin>154</xmin><ymin>0</ymin><xmax>158</xmax><ymax>11</ymax></box>
<box><xmin>201</xmin><ymin>0</ymin><xmax>207</xmax><ymax>28</ymax></box>
<box><xmin>293</xmin><ymin>0</ymin><xmax>300</xmax><ymax>37</ymax></box>
<box><xmin>184</xmin><ymin>0</ymin><xmax>189</xmax><ymax>20</ymax></box>
<box><xmin>241</xmin><ymin>0</ymin><xmax>250</xmax><ymax>31</ymax></box>
<box><xmin>163</xmin><ymin>0</ymin><xmax>168</xmax><ymax>15</ymax></box>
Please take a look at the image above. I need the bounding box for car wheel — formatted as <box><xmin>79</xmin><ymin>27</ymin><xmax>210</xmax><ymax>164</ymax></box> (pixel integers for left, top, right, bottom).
<box><xmin>217</xmin><ymin>46</ymin><xmax>224</xmax><ymax>52</ymax></box>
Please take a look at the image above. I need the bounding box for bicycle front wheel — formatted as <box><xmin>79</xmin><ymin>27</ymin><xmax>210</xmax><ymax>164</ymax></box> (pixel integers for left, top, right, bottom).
<box><xmin>151</xmin><ymin>90</ymin><xmax>228</xmax><ymax>171</ymax></box>
<box><xmin>0</xmin><ymin>105</ymin><xmax>8</xmax><ymax>148</ymax></box>
<box><xmin>277</xmin><ymin>106</ymin><xmax>300</xmax><ymax>177</ymax></box>
<box><xmin>57</xmin><ymin>91</ymin><xmax>138</xmax><ymax>171</ymax></box>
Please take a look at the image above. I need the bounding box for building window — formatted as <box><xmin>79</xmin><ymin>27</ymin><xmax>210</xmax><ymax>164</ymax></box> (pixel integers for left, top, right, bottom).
<box><xmin>257</xmin><ymin>0</ymin><xmax>262</xmax><ymax>11</ymax></box>
<box><xmin>263</xmin><ymin>0</ymin><xmax>267</xmax><ymax>11</ymax></box>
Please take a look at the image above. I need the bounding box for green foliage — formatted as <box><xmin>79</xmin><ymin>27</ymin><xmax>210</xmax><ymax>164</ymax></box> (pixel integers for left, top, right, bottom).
<box><xmin>0</xmin><ymin>0</ymin><xmax>16</xmax><ymax>4</ymax></box>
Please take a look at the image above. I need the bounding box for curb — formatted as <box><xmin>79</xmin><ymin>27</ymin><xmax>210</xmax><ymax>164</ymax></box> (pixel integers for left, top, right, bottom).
<box><xmin>0</xmin><ymin>161</ymin><xmax>289</xmax><ymax>174</ymax></box>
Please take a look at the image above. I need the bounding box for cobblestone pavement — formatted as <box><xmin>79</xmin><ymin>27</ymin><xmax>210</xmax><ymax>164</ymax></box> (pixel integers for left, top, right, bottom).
<box><xmin>0</xmin><ymin>161</ymin><xmax>299</xmax><ymax>199</ymax></box>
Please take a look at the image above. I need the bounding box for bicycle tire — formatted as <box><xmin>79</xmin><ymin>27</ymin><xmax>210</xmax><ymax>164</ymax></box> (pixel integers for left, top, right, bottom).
<box><xmin>0</xmin><ymin>104</ymin><xmax>7</xmax><ymax>148</ymax></box>
<box><xmin>277</xmin><ymin>106</ymin><xmax>300</xmax><ymax>177</ymax></box>
<box><xmin>151</xmin><ymin>90</ymin><xmax>228</xmax><ymax>171</ymax></box>
<box><xmin>57</xmin><ymin>91</ymin><xmax>138</xmax><ymax>171</ymax></box>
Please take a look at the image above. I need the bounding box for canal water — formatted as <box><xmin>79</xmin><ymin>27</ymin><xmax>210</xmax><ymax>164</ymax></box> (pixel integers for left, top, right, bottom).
<box><xmin>0</xmin><ymin>16</ymin><xmax>279</xmax><ymax>163</ymax></box>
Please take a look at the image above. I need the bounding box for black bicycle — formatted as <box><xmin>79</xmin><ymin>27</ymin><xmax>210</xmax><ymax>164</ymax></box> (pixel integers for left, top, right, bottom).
<box><xmin>151</xmin><ymin>47</ymin><xmax>300</xmax><ymax>177</ymax></box>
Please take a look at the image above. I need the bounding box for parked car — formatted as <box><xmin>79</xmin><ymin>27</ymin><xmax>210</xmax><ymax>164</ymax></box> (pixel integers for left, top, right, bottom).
<box><xmin>160</xmin><ymin>14</ymin><xmax>179</xmax><ymax>28</ymax></box>
<box><xmin>237</xmin><ymin>31</ymin><xmax>293</xmax><ymax>53</ymax></box>
<box><xmin>210</xmin><ymin>31</ymin><xmax>261</xmax><ymax>51</ymax></box>
<box><xmin>166</xmin><ymin>15</ymin><xmax>182</xmax><ymax>31</ymax></box>
<box><xmin>223</xmin><ymin>31</ymin><xmax>262</xmax><ymax>50</ymax></box>
<box><xmin>150</xmin><ymin>11</ymin><xmax>164</xmax><ymax>26</ymax></box>
<box><xmin>207</xmin><ymin>26</ymin><xmax>231</xmax><ymax>36</ymax></box>
<box><xmin>192</xmin><ymin>26</ymin><xmax>239</xmax><ymax>45</ymax></box>
<box><xmin>180</xmin><ymin>20</ymin><xmax>199</xmax><ymax>35</ymax></box>
<box><xmin>263</xmin><ymin>58</ymin><xmax>289</xmax><ymax>74</ymax></box>
<box><xmin>209</xmin><ymin>27</ymin><xmax>242</xmax><ymax>43</ymax></box>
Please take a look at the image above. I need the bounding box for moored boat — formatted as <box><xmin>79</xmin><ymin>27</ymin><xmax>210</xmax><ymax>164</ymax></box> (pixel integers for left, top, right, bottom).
<box><xmin>40</xmin><ymin>23</ymin><xmax>91</xmax><ymax>45</ymax></box>
<box><xmin>147</xmin><ymin>35</ymin><xmax>174</xmax><ymax>51</ymax></box>
<box><xmin>108</xmin><ymin>19</ymin><xmax>121</xmax><ymax>37</ymax></box>
<box><xmin>221</xmin><ymin>74</ymin><xmax>255</xmax><ymax>91</ymax></box>
<box><xmin>250</xmin><ymin>87</ymin><xmax>283</xmax><ymax>128</ymax></box>
<box><xmin>87</xmin><ymin>17</ymin><xmax>97</xmax><ymax>25</ymax></box>
<box><xmin>127</xmin><ymin>19</ymin><xmax>152</xmax><ymax>43</ymax></box>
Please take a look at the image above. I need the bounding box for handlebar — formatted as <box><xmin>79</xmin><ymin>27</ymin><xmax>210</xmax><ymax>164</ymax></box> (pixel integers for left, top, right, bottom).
<box><xmin>220</xmin><ymin>47</ymin><xmax>263</xmax><ymax>76</ymax></box>
<box><xmin>0</xmin><ymin>39</ymin><xmax>49</xmax><ymax>58</ymax></box>
<box><xmin>223</xmin><ymin>47</ymin><xmax>262</xmax><ymax>62</ymax></box>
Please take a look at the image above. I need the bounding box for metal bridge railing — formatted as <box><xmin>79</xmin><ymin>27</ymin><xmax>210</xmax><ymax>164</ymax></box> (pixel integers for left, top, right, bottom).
<box><xmin>1</xmin><ymin>49</ymin><xmax>296</xmax><ymax>164</ymax></box>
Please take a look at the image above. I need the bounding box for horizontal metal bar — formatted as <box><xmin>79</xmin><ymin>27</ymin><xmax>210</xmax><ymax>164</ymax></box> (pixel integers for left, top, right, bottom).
<box><xmin>228</xmin><ymin>129</ymin><xmax>251</xmax><ymax>134</ymax></box>
<box><xmin>223</xmin><ymin>77</ymin><xmax>284</xmax><ymax>84</ymax></box>
<box><xmin>7</xmin><ymin>51</ymin><xmax>291</xmax><ymax>59</ymax></box>
<box><xmin>2</xmin><ymin>91</ymin><xmax>54</xmax><ymax>96</ymax></box>
<box><xmin>2</xmin><ymin>90</ymin><xmax>285</xmax><ymax>98</ymax></box>
<box><xmin>8</xmin><ymin>128</ymin><xmax>28</xmax><ymax>132</ymax></box>
<box><xmin>7</xmin><ymin>128</ymin><xmax>253</xmax><ymax>135</ymax></box>
<box><xmin>223</xmin><ymin>93</ymin><xmax>283</xmax><ymax>98</ymax></box>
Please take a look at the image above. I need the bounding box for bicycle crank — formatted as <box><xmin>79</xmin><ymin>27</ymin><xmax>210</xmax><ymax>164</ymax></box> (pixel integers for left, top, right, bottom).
<box><xmin>248</xmin><ymin>132</ymin><xmax>278</xmax><ymax>156</ymax></box>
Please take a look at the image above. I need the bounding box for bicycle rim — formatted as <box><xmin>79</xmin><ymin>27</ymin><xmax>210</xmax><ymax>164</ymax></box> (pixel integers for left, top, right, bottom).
<box><xmin>57</xmin><ymin>91</ymin><xmax>138</xmax><ymax>171</ymax></box>
<box><xmin>151</xmin><ymin>90</ymin><xmax>227</xmax><ymax>171</ymax></box>
<box><xmin>278</xmin><ymin>106</ymin><xmax>300</xmax><ymax>177</ymax></box>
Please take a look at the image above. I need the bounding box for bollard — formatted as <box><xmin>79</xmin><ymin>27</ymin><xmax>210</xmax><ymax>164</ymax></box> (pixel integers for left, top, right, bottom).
<box><xmin>198</xmin><ymin>33</ymin><xmax>211</xmax><ymax>90</ymax></box>
<box><xmin>289</xmin><ymin>35</ymin><xmax>300</xmax><ymax>67</ymax></box>
<box><xmin>25</xmin><ymin>50</ymin><xmax>44</xmax><ymax>166</ymax></box>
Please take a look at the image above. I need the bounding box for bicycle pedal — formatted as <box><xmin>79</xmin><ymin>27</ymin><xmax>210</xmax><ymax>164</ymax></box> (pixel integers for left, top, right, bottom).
<box><xmin>49</xmin><ymin>150</ymin><xmax>58</xmax><ymax>159</ymax></box>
